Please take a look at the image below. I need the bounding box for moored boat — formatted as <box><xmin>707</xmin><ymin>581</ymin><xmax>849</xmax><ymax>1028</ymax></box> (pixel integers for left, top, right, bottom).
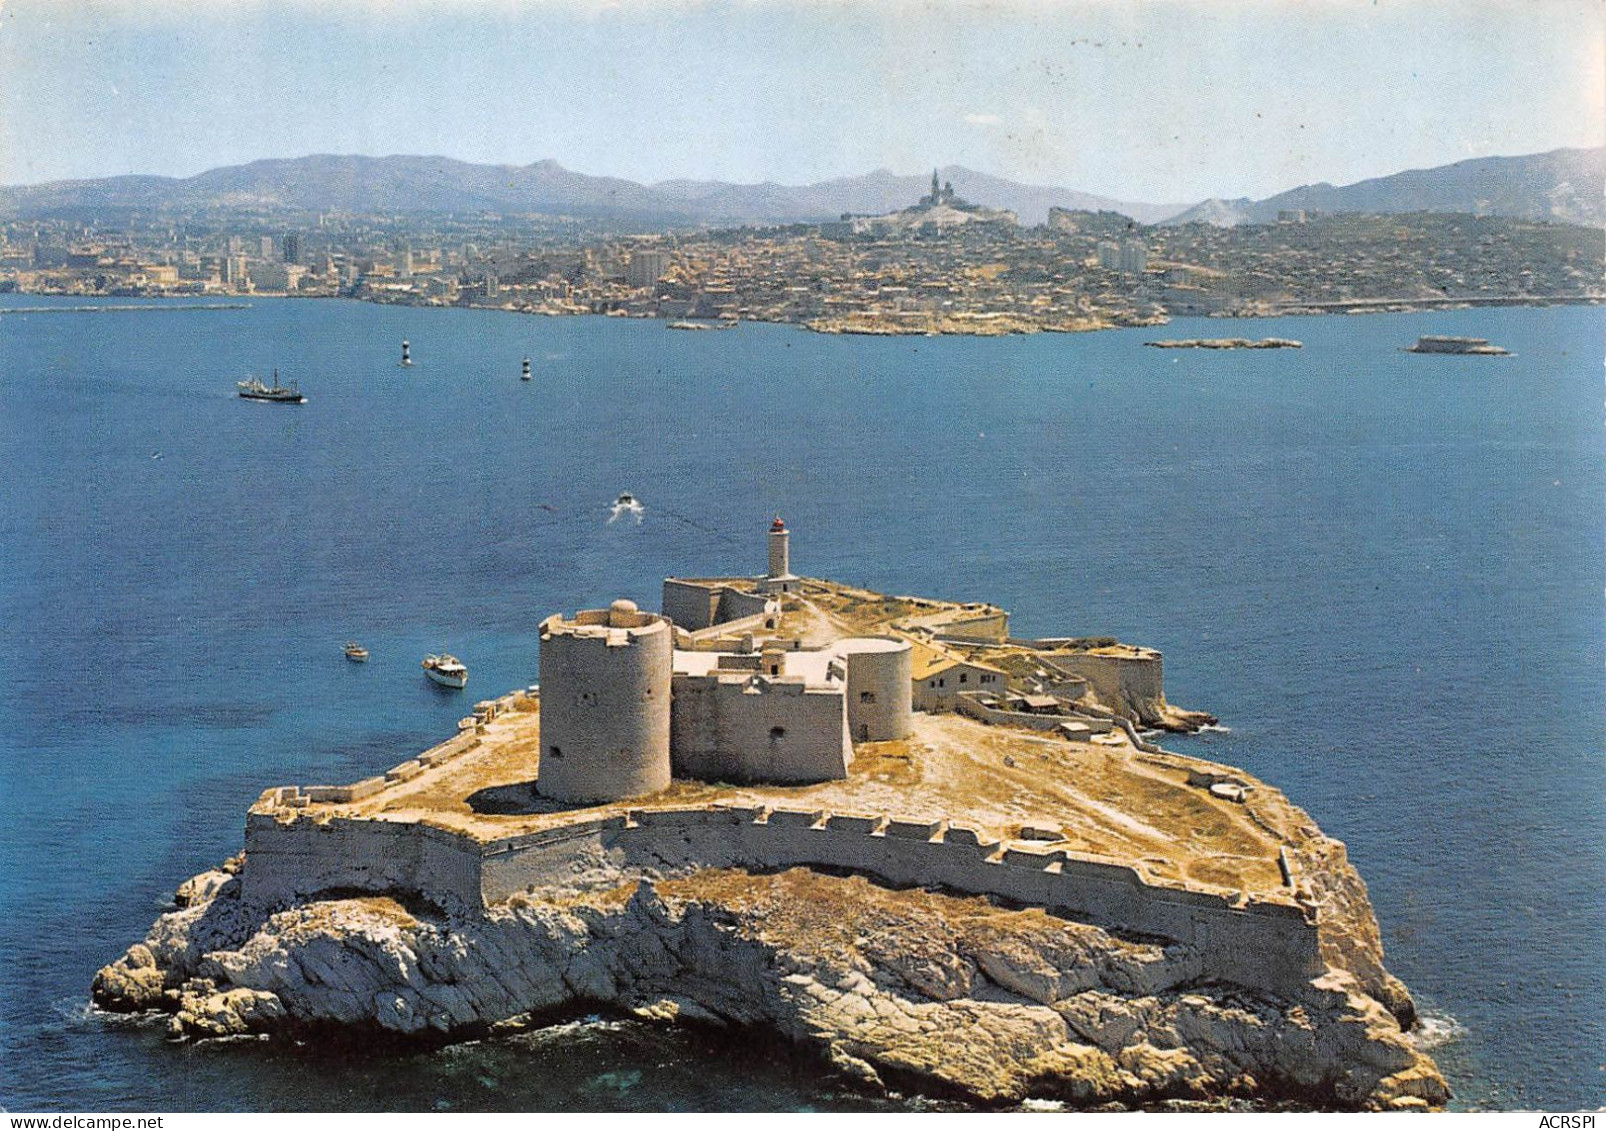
<box><xmin>422</xmin><ymin>653</ymin><xmax>468</xmax><ymax>688</ymax></box>
<box><xmin>343</xmin><ymin>641</ymin><xmax>369</xmax><ymax>663</ymax></box>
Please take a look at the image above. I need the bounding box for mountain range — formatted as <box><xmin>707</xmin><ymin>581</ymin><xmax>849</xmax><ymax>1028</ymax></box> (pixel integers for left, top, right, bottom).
<box><xmin>1162</xmin><ymin>147</ymin><xmax>1604</xmax><ymax>228</ymax></box>
<box><xmin>1</xmin><ymin>147</ymin><xmax>1600</xmax><ymax>229</ymax></box>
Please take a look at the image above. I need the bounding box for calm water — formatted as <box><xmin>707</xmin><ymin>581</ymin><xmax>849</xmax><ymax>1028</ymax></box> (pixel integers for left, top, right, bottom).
<box><xmin>0</xmin><ymin>297</ymin><xmax>1600</xmax><ymax>1111</ymax></box>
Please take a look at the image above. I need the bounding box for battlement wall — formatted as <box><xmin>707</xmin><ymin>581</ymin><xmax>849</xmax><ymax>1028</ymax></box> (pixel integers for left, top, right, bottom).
<box><xmin>241</xmin><ymin>812</ymin><xmax>484</xmax><ymax>914</ymax></box>
<box><xmin>240</xmin><ymin>800</ymin><xmax>1320</xmax><ymax>995</ymax></box>
<box><xmin>471</xmin><ymin>805</ymin><xmax>1324</xmax><ymax>997</ymax></box>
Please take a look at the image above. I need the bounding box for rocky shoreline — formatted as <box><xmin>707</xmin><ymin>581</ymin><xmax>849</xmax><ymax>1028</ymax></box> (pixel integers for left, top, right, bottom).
<box><xmin>94</xmin><ymin>851</ymin><xmax>1447</xmax><ymax>1110</ymax></box>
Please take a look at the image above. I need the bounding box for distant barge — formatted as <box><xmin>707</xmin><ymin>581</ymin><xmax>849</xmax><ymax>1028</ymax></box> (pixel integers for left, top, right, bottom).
<box><xmin>1403</xmin><ymin>335</ymin><xmax>1510</xmax><ymax>356</ymax></box>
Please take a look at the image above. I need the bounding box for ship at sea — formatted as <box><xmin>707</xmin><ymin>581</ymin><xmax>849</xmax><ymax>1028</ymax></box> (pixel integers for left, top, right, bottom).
<box><xmin>422</xmin><ymin>653</ymin><xmax>468</xmax><ymax>689</ymax></box>
<box><xmin>1404</xmin><ymin>335</ymin><xmax>1511</xmax><ymax>356</ymax></box>
<box><xmin>236</xmin><ymin>371</ymin><xmax>306</xmax><ymax>403</ymax></box>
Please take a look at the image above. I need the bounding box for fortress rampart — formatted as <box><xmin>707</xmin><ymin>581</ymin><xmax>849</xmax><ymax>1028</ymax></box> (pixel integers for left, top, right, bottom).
<box><xmin>1014</xmin><ymin>644</ymin><xmax>1168</xmax><ymax>723</ymax></box>
<box><xmin>239</xmin><ymin>802</ymin><xmax>1324</xmax><ymax>998</ymax></box>
<box><xmin>953</xmin><ymin>691</ymin><xmax>1115</xmax><ymax>739</ymax></box>
<box><xmin>662</xmin><ymin>579</ymin><xmax>775</xmax><ymax>632</ymax></box>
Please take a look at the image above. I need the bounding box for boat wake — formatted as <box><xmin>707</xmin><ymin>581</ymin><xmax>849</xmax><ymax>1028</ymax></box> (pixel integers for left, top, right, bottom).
<box><xmin>1408</xmin><ymin>1010</ymin><xmax>1468</xmax><ymax>1051</ymax></box>
<box><xmin>608</xmin><ymin>492</ymin><xmax>645</xmax><ymax>525</ymax></box>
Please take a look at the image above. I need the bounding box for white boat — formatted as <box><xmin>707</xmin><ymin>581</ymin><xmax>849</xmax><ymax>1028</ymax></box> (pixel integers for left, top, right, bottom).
<box><xmin>608</xmin><ymin>491</ymin><xmax>645</xmax><ymax>524</ymax></box>
<box><xmin>422</xmin><ymin>653</ymin><xmax>468</xmax><ymax>688</ymax></box>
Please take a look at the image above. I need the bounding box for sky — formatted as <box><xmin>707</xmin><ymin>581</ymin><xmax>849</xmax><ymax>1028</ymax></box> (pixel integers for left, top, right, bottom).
<box><xmin>0</xmin><ymin>0</ymin><xmax>1601</xmax><ymax>204</ymax></box>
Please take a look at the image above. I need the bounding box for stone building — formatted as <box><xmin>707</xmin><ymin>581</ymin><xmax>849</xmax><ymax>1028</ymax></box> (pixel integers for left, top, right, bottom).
<box><xmin>535</xmin><ymin>523</ymin><xmax>914</xmax><ymax>803</ymax></box>
<box><xmin>537</xmin><ymin>600</ymin><xmax>673</xmax><ymax>804</ymax></box>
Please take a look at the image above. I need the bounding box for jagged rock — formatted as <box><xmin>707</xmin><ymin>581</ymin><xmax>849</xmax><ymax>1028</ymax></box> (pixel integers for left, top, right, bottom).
<box><xmin>91</xmin><ymin>943</ymin><xmax>168</xmax><ymax>1011</ymax></box>
<box><xmin>91</xmin><ymin>865</ymin><xmax>1448</xmax><ymax>1110</ymax></box>
<box><xmin>174</xmin><ymin>870</ymin><xmax>233</xmax><ymax>908</ymax></box>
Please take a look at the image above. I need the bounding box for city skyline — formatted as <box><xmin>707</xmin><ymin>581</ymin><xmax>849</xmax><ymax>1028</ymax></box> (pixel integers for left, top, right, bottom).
<box><xmin>1</xmin><ymin>0</ymin><xmax>1601</xmax><ymax>202</ymax></box>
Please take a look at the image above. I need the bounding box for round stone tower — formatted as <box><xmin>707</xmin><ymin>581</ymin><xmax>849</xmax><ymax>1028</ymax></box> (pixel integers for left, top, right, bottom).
<box><xmin>836</xmin><ymin>636</ymin><xmax>914</xmax><ymax>743</ymax></box>
<box><xmin>537</xmin><ymin>599</ymin><xmax>672</xmax><ymax>804</ymax></box>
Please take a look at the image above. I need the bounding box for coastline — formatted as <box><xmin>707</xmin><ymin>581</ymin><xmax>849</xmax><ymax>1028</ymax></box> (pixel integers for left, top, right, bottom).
<box><xmin>5</xmin><ymin>288</ymin><xmax>1598</xmax><ymax>337</ymax></box>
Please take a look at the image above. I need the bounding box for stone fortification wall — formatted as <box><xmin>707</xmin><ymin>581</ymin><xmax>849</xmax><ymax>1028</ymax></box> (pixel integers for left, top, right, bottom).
<box><xmin>953</xmin><ymin>692</ymin><xmax>1114</xmax><ymax>739</ymax></box>
<box><xmin>474</xmin><ymin>806</ymin><xmax>1323</xmax><ymax>998</ymax></box>
<box><xmin>240</xmin><ymin>802</ymin><xmax>1322</xmax><ymax>997</ymax></box>
<box><xmin>677</xmin><ymin>609</ymin><xmax>778</xmax><ymax>649</ymax></box>
<box><xmin>669</xmin><ymin>673</ymin><xmax>852</xmax><ymax>783</ymax></box>
<box><xmin>662</xmin><ymin>579</ymin><xmax>721</xmax><ymax>630</ymax></box>
<box><xmin>242</xmin><ymin>813</ymin><xmax>484</xmax><ymax>914</ymax></box>
<box><xmin>662</xmin><ymin>579</ymin><xmax>774</xmax><ymax>633</ymax></box>
<box><xmin>1032</xmin><ymin>649</ymin><xmax>1167</xmax><ymax>725</ymax></box>
<box><xmin>897</xmin><ymin>604</ymin><xmax>1011</xmax><ymax>642</ymax></box>
<box><xmin>836</xmin><ymin>637</ymin><xmax>913</xmax><ymax>742</ymax></box>
<box><xmin>538</xmin><ymin>604</ymin><xmax>673</xmax><ymax>803</ymax></box>
<box><xmin>719</xmin><ymin>588</ymin><xmax>773</xmax><ymax>622</ymax></box>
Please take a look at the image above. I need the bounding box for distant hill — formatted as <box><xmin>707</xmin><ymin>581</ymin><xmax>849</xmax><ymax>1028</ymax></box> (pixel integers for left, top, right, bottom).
<box><xmin>5</xmin><ymin>147</ymin><xmax>1598</xmax><ymax>230</ymax></box>
<box><xmin>0</xmin><ymin>156</ymin><xmax>1183</xmax><ymax>227</ymax></box>
<box><xmin>1163</xmin><ymin>147</ymin><xmax>1604</xmax><ymax>228</ymax></box>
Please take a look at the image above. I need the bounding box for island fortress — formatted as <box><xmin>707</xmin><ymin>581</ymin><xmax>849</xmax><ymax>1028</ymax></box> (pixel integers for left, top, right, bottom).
<box><xmin>243</xmin><ymin>522</ymin><xmax>1333</xmax><ymax>996</ymax></box>
<box><xmin>95</xmin><ymin>518</ymin><xmax>1446</xmax><ymax>1108</ymax></box>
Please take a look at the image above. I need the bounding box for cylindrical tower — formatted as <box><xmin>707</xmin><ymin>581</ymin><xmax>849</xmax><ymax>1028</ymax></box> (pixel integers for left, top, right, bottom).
<box><xmin>537</xmin><ymin>599</ymin><xmax>672</xmax><ymax>803</ymax></box>
<box><xmin>837</xmin><ymin>637</ymin><xmax>913</xmax><ymax>743</ymax></box>
<box><xmin>767</xmin><ymin>517</ymin><xmax>790</xmax><ymax>580</ymax></box>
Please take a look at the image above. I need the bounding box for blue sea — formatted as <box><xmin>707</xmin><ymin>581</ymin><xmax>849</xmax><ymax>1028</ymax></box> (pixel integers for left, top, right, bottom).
<box><xmin>0</xmin><ymin>297</ymin><xmax>1601</xmax><ymax>1111</ymax></box>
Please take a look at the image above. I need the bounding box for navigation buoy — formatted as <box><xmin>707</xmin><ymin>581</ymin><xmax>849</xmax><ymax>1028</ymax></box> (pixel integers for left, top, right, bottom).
<box><xmin>400</xmin><ymin>339</ymin><xmax>413</xmax><ymax>367</ymax></box>
<box><xmin>521</xmin><ymin>357</ymin><xmax>532</xmax><ymax>381</ymax></box>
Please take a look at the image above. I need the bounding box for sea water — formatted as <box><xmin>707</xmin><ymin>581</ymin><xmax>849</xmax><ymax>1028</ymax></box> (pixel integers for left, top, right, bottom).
<box><xmin>0</xmin><ymin>296</ymin><xmax>1600</xmax><ymax>1110</ymax></box>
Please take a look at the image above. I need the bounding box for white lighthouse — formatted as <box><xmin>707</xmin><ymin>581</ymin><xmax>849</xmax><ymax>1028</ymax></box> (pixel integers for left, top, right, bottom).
<box><xmin>758</xmin><ymin>517</ymin><xmax>798</xmax><ymax>594</ymax></box>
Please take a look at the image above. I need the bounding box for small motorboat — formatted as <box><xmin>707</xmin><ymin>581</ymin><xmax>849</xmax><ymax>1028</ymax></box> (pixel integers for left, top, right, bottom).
<box><xmin>609</xmin><ymin>492</ymin><xmax>645</xmax><ymax>524</ymax></box>
<box><xmin>423</xmin><ymin>653</ymin><xmax>468</xmax><ymax>689</ymax></box>
<box><xmin>343</xmin><ymin>641</ymin><xmax>369</xmax><ymax>663</ymax></box>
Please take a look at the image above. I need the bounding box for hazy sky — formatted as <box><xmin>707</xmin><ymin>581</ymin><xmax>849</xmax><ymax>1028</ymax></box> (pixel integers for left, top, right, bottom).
<box><xmin>1</xmin><ymin>0</ymin><xmax>1601</xmax><ymax>202</ymax></box>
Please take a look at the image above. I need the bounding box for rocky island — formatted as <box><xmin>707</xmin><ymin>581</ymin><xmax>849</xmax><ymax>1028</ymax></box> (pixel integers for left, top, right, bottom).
<box><xmin>1144</xmin><ymin>338</ymin><xmax>1303</xmax><ymax>349</ymax></box>
<box><xmin>94</xmin><ymin>523</ymin><xmax>1447</xmax><ymax>1110</ymax></box>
